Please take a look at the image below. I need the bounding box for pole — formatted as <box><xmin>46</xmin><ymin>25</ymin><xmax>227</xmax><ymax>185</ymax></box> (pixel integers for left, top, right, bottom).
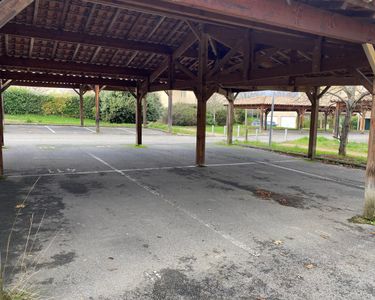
<box><xmin>0</xmin><ymin>79</ymin><xmax>3</xmax><ymax>147</ymax></box>
<box><xmin>284</xmin><ymin>128</ymin><xmax>288</xmax><ymax>141</ymax></box>
<box><xmin>308</xmin><ymin>88</ymin><xmax>319</xmax><ymax>159</ymax></box>
<box><xmin>226</xmin><ymin>99</ymin><xmax>234</xmax><ymax>144</ymax></box>
<box><xmin>94</xmin><ymin>85</ymin><xmax>100</xmax><ymax>133</ymax></box>
<box><xmin>245</xmin><ymin>109</ymin><xmax>248</xmax><ymax>142</ymax></box>
<box><xmin>79</xmin><ymin>85</ymin><xmax>84</xmax><ymax>127</ymax></box>
<box><xmin>136</xmin><ymin>90</ymin><xmax>143</xmax><ymax>145</ymax></box>
<box><xmin>0</xmin><ymin>80</ymin><xmax>3</xmax><ymax>176</ymax></box>
<box><xmin>168</xmin><ymin>90</ymin><xmax>173</xmax><ymax>133</ymax></box>
<box><xmin>268</xmin><ymin>92</ymin><xmax>275</xmax><ymax>147</ymax></box>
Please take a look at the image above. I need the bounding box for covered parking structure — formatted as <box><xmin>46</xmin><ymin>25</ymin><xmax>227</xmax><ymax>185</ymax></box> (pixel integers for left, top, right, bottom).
<box><xmin>230</xmin><ymin>94</ymin><xmax>373</xmax><ymax>132</ymax></box>
<box><xmin>1</xmin><ymin>0</ymin><xmax>375</xmax><ymax>216</ymax></box>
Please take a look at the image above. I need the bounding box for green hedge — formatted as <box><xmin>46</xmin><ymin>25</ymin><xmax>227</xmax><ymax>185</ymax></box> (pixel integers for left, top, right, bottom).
<box><xmin>100</xmin><ymin>91</ymin><xmax>163</xmax><ymax>123</ymax></box>
<box><xmin>4</xmin><ymin>87</ymin><xmax>49</xmax><ymax>115</ymax></box>
<box><xmin>4</xmin><ymin>87</ymin><xmax>162</xmax><ymax>124</ymax></box>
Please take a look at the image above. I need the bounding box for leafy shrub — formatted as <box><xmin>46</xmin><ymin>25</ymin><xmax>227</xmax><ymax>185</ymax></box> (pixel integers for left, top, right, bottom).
<box><xmin>4</xmin><ymin>87</ymin><xmax>49</xmax><ymax>115</ymax></box>
<box><xmin>206</xmin><ymin>108</ymin><xmax>227</xmax><ymax>126</ymax></box>
<box><xmin>100</xmin><ymin>91</ymin><xmax>163</xmax><ymax>124</ymax></box>
<box><xmin>165</xmin><ymin>103</ymin><xmax>197</xmax><ymax>126</ymax></box>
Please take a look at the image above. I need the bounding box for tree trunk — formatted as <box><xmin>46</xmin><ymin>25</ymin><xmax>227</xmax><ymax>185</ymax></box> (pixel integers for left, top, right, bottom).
<box><xmin>338</xmin><ymin>108</ymin><xmax>352</xmax><ymax>156</ymax></box>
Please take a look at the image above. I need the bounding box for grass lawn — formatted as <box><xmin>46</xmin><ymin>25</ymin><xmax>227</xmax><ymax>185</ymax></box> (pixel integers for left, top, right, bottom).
<box><xmin>234</xmin><ymin>136</ymin><xmax>368</xmax><ymax>165</ymax></box>
<box><xmin>148</xmin><ymin>122</ymin><xmax>258</xmax><ymax>136</ymax></box>
<box><xmin>5</xmin><ymin>114</ymin><xmax>135</xmax><ymax>127</ymax></box>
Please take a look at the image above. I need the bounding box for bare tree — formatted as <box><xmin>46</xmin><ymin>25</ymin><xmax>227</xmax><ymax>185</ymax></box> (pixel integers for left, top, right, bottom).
<box><xmin>327</xmin><ymin>86</ymin><xmax>370</xmax><ymax>156</ymax></box>
<box><xmin>207</xmin><ymin>93</ymin><xmax>225</xmax><ymax>125</ymax></box>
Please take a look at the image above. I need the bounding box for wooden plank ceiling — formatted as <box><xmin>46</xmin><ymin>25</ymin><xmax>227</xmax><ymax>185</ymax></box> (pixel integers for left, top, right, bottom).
<box><xmin>0</xmin><ymin>0</ymin><xmax>374</xmax><ymax>92</ymax></box>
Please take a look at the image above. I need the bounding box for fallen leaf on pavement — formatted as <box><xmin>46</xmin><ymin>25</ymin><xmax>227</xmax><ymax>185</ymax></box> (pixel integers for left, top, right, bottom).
<box><xmin>273</xmin><ymin>240</ymin><xmax>283</xmax><ymax>245</ymax></box>
<box><xmin>15</xmin><ymin>204</ymin><xmax>26</xmax><ymax>209</ymax></box>
<box><xmin>304</xmin><ymin>263</ymin><xmax>316</xmax><ymax>269</ymax></box>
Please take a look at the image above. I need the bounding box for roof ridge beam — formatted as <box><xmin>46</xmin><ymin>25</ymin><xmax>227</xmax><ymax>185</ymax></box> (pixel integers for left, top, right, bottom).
<box><xmin>159</xmin><ymin>0</ymin><xmax>375</xmax><ymax>44</ymax></box>
<box><xmin>0</xmin><ymin>23</ymin><xmax>173</xmax><ymax>55</ymax></box>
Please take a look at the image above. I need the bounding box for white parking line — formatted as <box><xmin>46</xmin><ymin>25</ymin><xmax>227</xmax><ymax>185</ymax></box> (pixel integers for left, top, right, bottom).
<box><xmin>44</xmin><ymin>126</ymin><xmax>56</xmax><ymax>134</ymax></box>
<box><xmin>87</xmin><ymin>152</ymin><xmax>260</xmax><ymax>257</ymax></box>
<box><xmin>83</xmin><ymin>127</ymin><xmax>96</xmax><ymax>133</ymax></box>
<box><xmin>258</xmin><ymin>161</ymin><xmax>364</xmax><ymax>189</ymax></box>
<box><xmin>117</xmin><ymin>128</ymin><xmax>136</xmax><ymax>134</ymax></box>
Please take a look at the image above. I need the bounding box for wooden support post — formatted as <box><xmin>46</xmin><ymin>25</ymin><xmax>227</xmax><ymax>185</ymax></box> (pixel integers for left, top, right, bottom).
<box><xmin>79</xmin><ymin>85</ymin><xmax>84</xmax><ymax>127</ymax></box>
<box><xmin>142</xmin><ymin>97</ymin><xmax>147</xmax><ymax>128</ymax></box>
<box><xmin>324</xmin><ymin>111</ymin><xmax>328</xmax><ymax>131</ymax></box>
<box><xmin>364</xmin><ymin>79</ymin><xmax>375</xmax><ymax>218</ymax></box>
<box><xmin>195</xmin><ymin>26</ymin><xmax>209</xmax><ymax>166</ymax></box>
<box><xmin>307</xmin><ymin>87</ymin><xmax>319</xmax><ymax>159</ymax></box>
<box><xmin>0</xmin><ymin>80</ymin><xmax>3</xmax><ymax>176</ymax></box>
<box><xmin>259</xmin><ymin>108</ymin><xmax>264</xmax><ymax>131</ymax></box>
<box><xmin>167</xmin><ymin>91</ymin><xmax>173</xmax><ymax>133</ymax></box>
<box><xmin>94</xmin><ymin>84</ymin><xmax>100</xmax><ymax>133</ymax></box>
<box><xmin>136</xmin><ymin>89</ymin><xmax>143</xmax><ymax>145</ymax></box>
<box><xmin>0</xmin><ymin>79</ymin><xmax>4</xmax><ymax>148</ymax></box>
<box><xmin>226</xmin><ymin>99</ymin><xmax>234</xmax><ymax>144</ymax></box>
<box><xmin>264</xmin><ymin>110</ymin><xmax>269</xmax><ymax>131</ymax></box>
<box><xmin>244</xmin><ymin>109</ymin><xmax>248</xmax><ymax>142</ymax></box>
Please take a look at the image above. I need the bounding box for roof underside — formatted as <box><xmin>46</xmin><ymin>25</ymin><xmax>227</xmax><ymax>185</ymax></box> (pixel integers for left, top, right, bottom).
<box><xmin>0</xmin><ymin>0</ymin><xmax>374</xmax><ymax>92</ymax></box>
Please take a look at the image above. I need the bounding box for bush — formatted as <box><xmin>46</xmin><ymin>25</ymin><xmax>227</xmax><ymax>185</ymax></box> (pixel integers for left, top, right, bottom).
<box><xmin>100</xmin><ymin>91</ymin><xmax>163</xmax><ymax>124</ymax></box>
<box><xmin>4</xmin><ymin>87</ymin><xmax>49</xmax><ymax>115</ymax></box>
<box><xmin>165</xmin><ymin>103</ymin><xmax>197</xmax><ymax>126</ymax></box>
<box><xmin>207</xmin><ymin>108</ymin><xmax>227</xmax><ymax>126</ymax></box>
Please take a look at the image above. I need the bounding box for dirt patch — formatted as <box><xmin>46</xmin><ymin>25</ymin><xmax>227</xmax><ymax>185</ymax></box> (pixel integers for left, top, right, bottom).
<box><xmin>210</xmin><ymin>177</ymin><xmax>306</xmax><ymax>209</ymax></box>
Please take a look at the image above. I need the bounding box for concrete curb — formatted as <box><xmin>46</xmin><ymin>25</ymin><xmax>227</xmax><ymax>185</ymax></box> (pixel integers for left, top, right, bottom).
<box><xmin>236</xmin><ymin>143</ymin><xmax>366</xmax><ymax>170</ymax></box>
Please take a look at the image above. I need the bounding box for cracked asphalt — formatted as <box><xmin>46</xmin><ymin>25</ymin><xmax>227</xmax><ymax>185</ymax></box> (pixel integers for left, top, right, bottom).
<box><xmin>0</xmin><ymin>125</ymin><xmax>374</xmax><ymax>300</ymax></box>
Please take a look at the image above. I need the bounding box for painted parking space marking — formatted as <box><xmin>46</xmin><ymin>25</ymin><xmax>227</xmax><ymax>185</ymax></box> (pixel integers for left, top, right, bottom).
<box><xmin>83</xmin><ymin>127</ymin><xmax>96</xmax><ymax>133</ymax></box>
<box><xmin>117</xmin><ymin>128</ymin><xmax>136</xmax><ymax>134</ymax></box>
<box><xmin>44</xmin><ymin>126</ymin><xmax>56</xmax><ymax>134</ymax></box>
<box><xmin>258</xmin><ymin>161</ymin><xmax>364</xmax><ymax>189</ymax></box>
<box><xmin>87</xmin><ymin>152</ymin><xmax>261</xmax><ymax>257</ymax></box>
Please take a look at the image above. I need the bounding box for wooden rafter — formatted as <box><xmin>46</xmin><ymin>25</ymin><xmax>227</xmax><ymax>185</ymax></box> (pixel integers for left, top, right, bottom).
<box><xmin>0</xmin><ymin>24</ymin><xmax>173</xmax><ymax>56</ymax></box>
<box><xmin>0</xmin><ymin>0</ymin><xmax>34</xmax><ymax>28</ymax></box>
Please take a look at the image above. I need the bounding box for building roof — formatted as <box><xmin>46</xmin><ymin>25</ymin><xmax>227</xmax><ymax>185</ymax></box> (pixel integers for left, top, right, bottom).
<box><xmin>0</xmin><ymin>0</ymin><xmax>374</xmax><ymax>92</ymax></box>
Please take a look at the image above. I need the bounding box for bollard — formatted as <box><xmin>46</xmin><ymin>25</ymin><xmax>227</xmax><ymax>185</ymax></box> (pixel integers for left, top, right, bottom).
<box><xmin>255</xmin><ymin>128</ymin><xmax>259</xmax><ymax>141</ymax></box>
<box><xmin>284</xmin><ymin>128</ymin><xmax>288</xmax><ymax>141</ymax></box>
<box><xmin>212</xmin><ymin>125</ymin><xmax>214</xmax><ymax>135</ymax></box>
<box><xmin>224</xmin><ymin>125</ymin><xmax>227</xmax><ymax>137</ymax></box>
<box><xmin>245</xmin><ymin>126</ymin><xmax>248</xmax><ymax>142</ymax></box>
<box><xmin>237</xmin><ymin>125</ymin><xmax>240</xmax><ymax>138</ymax></box>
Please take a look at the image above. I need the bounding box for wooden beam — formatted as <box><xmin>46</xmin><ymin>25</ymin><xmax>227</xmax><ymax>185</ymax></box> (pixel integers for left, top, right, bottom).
<box><xmin>363</xmin><ymin>43</ymin><xmax>375</xmax><ymax>74</ymax></box>
<box><xmin>159</xmin><ymin>0</ymin><xmax>375</xmax><ymax>44</ymax></box>
<box><xmin>0</xmin><ymin>79</ymin><xmax>13</xmax><ymax>93</ymax></box>
<box><xmin>146</xmin><ymin>33</ymin><xmax>197</xmax><ymax>88</ymax></box>
<box><xmin>175</xmin><ymin>60</ymin><xmax>196</xmax><ymax>80</ymax></box>
<box><xmin>167</xmin><ymin>90</ymin><xmax>173</xmax><ymax>133</ymax></box>
<box><xmin>0</xmin><ymin>23</ymin><xmax>173</xmax><ymax>55</ymax></box>
<box><xmin>79</xmin><ymin>85</ymin><xmax>85</xmax><ymax>127</ymax></box>
<box><xmin>195</xmin><ymin>27</ymin><xmax>209</xmax><ymax>166</ymax></box>
<box><xmin>136</xmin><ymin>87</ymin><xmax>144</xmax><ymax>145</ymax></box>
<box><xmin>365</xmin><ymin>78</ymin><xmax>375</xmax><ymax>218</ymax></box>
<box><xmin>0</xmin><ymin>70</ymin><xmax>137</xmax><ymax>88</ymax></box>
<box><xmin>0</xmin><ymin>56</ymin><xmax>149</xmax><ymax>78</ymax></box>
<box><xmin>0</xmin><ymin>0</ymin><xmax>34</xmax><ymax>29</ymax></box>
<box><xmin>307</xmin><ymin>87</ymin><xmax>319</xmax><ymax>159</ymax></box>
<box><xmin>94</xmin><ymin>84</ymin><xmax>100</xmax><ymax>133</ymax></box>
<box><xmin>226</xmin><ymin>96</ymin><xmax>235</xmax><ymax>145</ymax></box>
